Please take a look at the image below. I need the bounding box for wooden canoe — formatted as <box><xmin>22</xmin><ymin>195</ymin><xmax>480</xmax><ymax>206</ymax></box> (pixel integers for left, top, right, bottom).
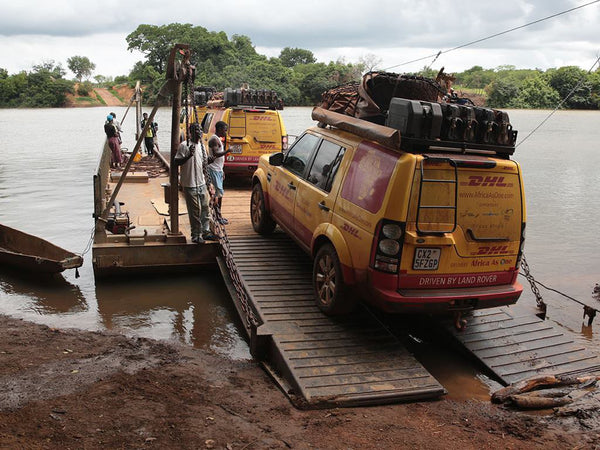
<box><xmin>0</xmin><ymin>223</ymin><xmax>83</xmax><ymax>274</ymax></box>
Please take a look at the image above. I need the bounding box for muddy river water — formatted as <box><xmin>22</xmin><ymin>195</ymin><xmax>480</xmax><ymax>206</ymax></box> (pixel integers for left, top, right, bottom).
<box><xmin>0</xmin><ymin>106</ymin><xmax>599</xmax><ymax>399</ymax></box>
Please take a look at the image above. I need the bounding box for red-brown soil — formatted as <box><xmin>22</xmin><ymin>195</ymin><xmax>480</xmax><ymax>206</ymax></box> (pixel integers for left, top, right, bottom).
<box><xmin>65</xmin><ymin>84</ymin><xmax>134</xmax><ymax>107</ymax></box>
<box><xmin>0</xmin><ymin>314</ymin><xmax>597</xmax><ymax>449</ymax></box>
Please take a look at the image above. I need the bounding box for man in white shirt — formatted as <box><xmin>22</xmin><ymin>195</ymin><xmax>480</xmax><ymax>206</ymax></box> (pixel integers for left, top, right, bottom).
<box><xmin>174</xmin><ymin>124</ymin><xmax>217</xmax><ymax>243</ymax></box>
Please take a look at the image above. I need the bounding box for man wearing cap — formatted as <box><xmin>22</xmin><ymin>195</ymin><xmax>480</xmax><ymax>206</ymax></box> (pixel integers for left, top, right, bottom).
<box><xmin>104</xmin><ymin>115</ymin><xmax>122</xmax><ymax>169</ymax></box>
<box><xmin>109</xmin><ymin>111</ymin><xmax>123</xmax><ymax>144</ymax></box>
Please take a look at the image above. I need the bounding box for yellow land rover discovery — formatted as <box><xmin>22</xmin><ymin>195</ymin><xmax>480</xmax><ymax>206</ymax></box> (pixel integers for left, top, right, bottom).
<box><xmin>181</xmin><ymin>88</ymin><xmax>287</xmax><ymax>176</ymax></box>
<box><xmin>251</xmin><ymin>105</ymin><xmax>526</xmax><ymax>318</ymax></box>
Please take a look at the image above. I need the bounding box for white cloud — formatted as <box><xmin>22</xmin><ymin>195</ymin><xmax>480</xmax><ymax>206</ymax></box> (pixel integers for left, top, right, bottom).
<box><xmin>0</xmin><ymin>0</ymin><xmax>598</xmax><ymax>77</ymax></box>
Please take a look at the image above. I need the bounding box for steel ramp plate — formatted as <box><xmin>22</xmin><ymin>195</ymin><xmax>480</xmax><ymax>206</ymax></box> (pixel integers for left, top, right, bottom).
<box><xmin>441</xmin><ymin>307</ymin><xmax>600</xmax><ymax>385</ymax></box>
<box><xmin>225</xmin><ymin>233</ymin><xmax>445</xmax><ymax>407</ymax></box>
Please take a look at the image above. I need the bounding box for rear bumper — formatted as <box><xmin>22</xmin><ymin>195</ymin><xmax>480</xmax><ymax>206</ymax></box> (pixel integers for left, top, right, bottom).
<box><xmin>224</xmin><ymin>161</ymin><xmax>258</xmax><ymax>175</ymax></box>
<box><xmin>367</xmin><ymin>282</ymin><xmax>523</xmax><ymax>314</ymax></box>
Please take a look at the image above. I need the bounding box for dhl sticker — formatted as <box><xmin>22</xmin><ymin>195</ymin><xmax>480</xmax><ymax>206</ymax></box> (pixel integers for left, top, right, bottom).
<box><xmin>473</xmin><ymin>245</ymin><xmax>509</xmax><ymax>255</ymax></box>
<box><xmin>274</xmin><ymin>180</ymin><xmax>293</xmax><ymax>201</ymax></box>
<box><xmin>341</xmin><ymin>222</ymin><xmax>360</xmax><ymax>238</ymax></box>
<box><xmin>250</xmin><ymin>116</ymin><xmax>274</xmax><ymax>121</ymax></box>
<box><xmin>460</xmin><ymin>176</ymin><xmax>513</xmax><ymax>188</ymax></box>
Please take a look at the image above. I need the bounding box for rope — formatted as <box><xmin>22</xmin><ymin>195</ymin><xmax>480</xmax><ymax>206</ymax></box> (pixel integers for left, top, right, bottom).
<box><xmin>384</xmin><ymin>1</ymin><xmax>600</xmax><ymax>71</ymax></box>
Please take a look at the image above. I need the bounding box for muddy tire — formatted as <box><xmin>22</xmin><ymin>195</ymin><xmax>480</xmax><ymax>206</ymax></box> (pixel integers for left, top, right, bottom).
<box><xmin>250</xmin><ymin>183</ymin><xmax>276</xmax><ymax>235</ymax></box>
<box><xmin>313</xmin><ymin>244</ymin><xmax>357</xmax><ymax>315</ymax></box>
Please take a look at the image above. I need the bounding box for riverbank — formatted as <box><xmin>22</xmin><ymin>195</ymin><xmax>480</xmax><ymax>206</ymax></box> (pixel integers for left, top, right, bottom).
<box><xmin>0</xmin><ymin>314</ymin><xmax>597</xmax><ymax>449</ymax></box>
<box><xmin>65</xmin><ymin>84</ymin><xmax>134</xmax><ymax>107</ymax></box>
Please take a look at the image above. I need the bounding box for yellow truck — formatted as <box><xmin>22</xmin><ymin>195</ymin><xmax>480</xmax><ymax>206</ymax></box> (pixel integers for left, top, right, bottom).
<box><xmin>181</xmin><ymin>87</ymin><xmax>287</xmax><ymax>176</ymax></box>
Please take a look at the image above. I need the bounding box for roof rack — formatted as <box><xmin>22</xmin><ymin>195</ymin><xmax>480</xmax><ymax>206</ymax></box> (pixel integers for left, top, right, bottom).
<box><xmin>386</xmin><ymin>98</ymin><xmax>517</xmax><ymax>156</ymax></box>
<box><xmin>312</xmin><ymin>97</ymin><xmax>517</xmax><ymax>158</ymax></box>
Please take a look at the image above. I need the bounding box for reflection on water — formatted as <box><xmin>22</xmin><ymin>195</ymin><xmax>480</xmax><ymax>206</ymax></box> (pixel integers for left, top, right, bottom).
<box><xmin>94</xmin><ymin>271</ymin><xmax>250</xmax><ymax>359</ymax></box>
<box><xmin>0</xmin><ymin>269</ymin><xmax>86</xmax><ymax>314</ymax></box>
<box><xmin>0</xmin><ymin>107</ymin><xmax>599</xmax><ymax>392</ymax></box>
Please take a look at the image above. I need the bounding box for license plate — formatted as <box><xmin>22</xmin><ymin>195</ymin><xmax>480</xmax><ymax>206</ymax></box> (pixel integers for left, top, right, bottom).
<box><xmin>229</xmin><ymin>144</ymin><xmax>242</xmax><ymax>154</ymax></box>
<box><xmin>413</xmin><ymin>248</ymin><xmax>441</xmax><ymax>270</ymax></box>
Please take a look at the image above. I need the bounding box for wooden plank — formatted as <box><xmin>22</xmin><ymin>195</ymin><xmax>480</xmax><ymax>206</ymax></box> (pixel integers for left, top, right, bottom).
<box><xmin>465</xmin><ymin>330</ymin><xmax>566</xmax><ymax>352</ymax></box>
<box><xmin>457</xmin><ymin>323</ymin><xmax>556</xmax><ymax>344</ymax></box>
<box><xmin>292</xmin><ymin>355</ymin><xmax>418</xmax><ymax>373</ymax></box>
<box><xmin>475</xmin><ymin>336</ymin><xmax>574</xmax><ymax>358</ymax></box>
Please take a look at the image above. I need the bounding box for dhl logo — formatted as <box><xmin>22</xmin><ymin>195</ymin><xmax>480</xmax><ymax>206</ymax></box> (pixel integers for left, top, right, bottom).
<box><xmin>274</xmin><ymin>180</ymin><xmax>293</xmax><ymax>201</ymax></box>
<box><xmin>260</xmin><ymin>144</ymin><xmax>279</xmax><ymax>150</ymax></box>
<box><xmin>341</xmin><ymin>222</ymin><xmax>360</xmax><ymax>238</ymax></box>
<box><xmin>250</xmin><ymin>116</ymin><xmax>274</xmax><ymax>121</ymax></box>
<box><xmin>461</xmin><ymin>176</ymin><xmax>512</xmax><ymax>187</ymax></box>
<box><xmin>475</xmin><ymin>245</ymin><xmax>509</xmax><ymax>255</ymax></box>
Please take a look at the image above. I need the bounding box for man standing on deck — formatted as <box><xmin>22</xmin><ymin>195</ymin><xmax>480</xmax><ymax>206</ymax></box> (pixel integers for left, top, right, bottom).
<box><xmin>104</xmin><ymin>115</ymin><xmax>122</xmax><ymax>169</ymax></box>
<box><xmin>109</xmin><ymin>112</ymin><xmax>122</xmax><ymax>143</ymax></box>
<box><xmin>141</xmin><ymin>112</ymin><xmax>157</xmax><ymax>156</ymax></box>
<box><xmin>174</xmin><ymin>123</ymin><xmax>217</xmax><ymax>244</ymax></box>
<box><xmin>207</xmin><ymin>121</ymin><xmax>231</xmax><ymax>224</ymax></box>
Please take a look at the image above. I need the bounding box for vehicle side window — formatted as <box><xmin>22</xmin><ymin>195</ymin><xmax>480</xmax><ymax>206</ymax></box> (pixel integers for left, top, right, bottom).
<box><xmin>283</xmin><ymin>133</ymin><xmax>319</xmax><ymax>176</ymax></box>
<box><xmin>307</xmin><ymin>140</ymin><xmax>346</xmax><ymax>193</ymax></box>
<box><xmin>201</xmin><ymin>113</ymin><xmax>214</xmax><ymax>133</ymax></box>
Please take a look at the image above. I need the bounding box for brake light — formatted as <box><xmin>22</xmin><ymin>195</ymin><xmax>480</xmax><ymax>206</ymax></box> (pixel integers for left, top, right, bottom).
<box><xmin>370</xmin><ymin>220</ymin><xmax>405</xmax><ymax>273</ymax></box>
<box><xmin>282</xmin><ymin>135</ymin><xmax>288</xmax><ymax>151</ymax></box>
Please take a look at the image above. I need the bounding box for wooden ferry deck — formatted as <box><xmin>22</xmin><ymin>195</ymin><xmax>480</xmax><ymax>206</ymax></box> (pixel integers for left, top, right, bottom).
<box><xmin>92</xmin><ymin>153</ymin><xmax>220</xmax><ymax>277</ymax></box>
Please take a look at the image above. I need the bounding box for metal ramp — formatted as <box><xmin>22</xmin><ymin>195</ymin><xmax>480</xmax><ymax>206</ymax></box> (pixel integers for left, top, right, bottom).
<box><xmin>218</xmin><ymin>232</ymin><xmax>446</xmax><ymax>407</ymax></box>
<box><xmin>442</xmin><ymin>307</ymin><xmax>600</xmax><ymax>385</ymax></box>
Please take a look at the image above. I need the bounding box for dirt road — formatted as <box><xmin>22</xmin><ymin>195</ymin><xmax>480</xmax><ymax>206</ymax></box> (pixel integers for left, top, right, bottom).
<box><xmin>94</xmin><ymin>88</ymin><xmax>125</xmax><ymax>106</ymax></box>
<box><xmin>0</xmin><ymin>314</ymin><xmax>598</xmax><ymax>449</ymax></box>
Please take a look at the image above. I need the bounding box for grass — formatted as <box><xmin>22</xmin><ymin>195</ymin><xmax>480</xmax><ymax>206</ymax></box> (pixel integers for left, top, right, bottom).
<box><xmin>95</xmin><ymin>91</ymin><xmax>107</xmax><ymax>105</ymax></box>
<box><xmin>109</xmin><ymin>87</ymin><xmax>125</xmax><ymax>102</ymax></box>
<box><xmin>454</xmin><ymin>85</ymin><xmax>486</xmax><ymax>96</ymax></box>
<box><xmin>74</xmin><ymin>97</ymin><xmax>100</xmax><ymax>104</ymax></box>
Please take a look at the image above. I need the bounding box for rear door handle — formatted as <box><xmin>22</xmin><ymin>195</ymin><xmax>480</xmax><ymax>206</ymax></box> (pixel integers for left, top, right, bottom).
<box><xmin>287</xmin><ymin>182</ymin><xmax>296</xmax><ymax>190</ymax></box>
<box><xmin>318</xmin><ymin>201</ymin><xmax>330</xmax><ymax>212</ymax></box>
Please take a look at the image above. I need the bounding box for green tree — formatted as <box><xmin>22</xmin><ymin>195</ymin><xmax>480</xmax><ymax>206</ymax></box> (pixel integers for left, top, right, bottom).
<box><xmin>279</xmin><ymin>47</ymin><xmax>316</xmax><ymax>68</ymax></box>
<box><xmin>546</xmin><ymin>66</ymin><xmax>593</xmax><ymax>109</ymax></box>
<box><xmin>454</xmin><ymin>66</ymin><xmax>495</xmax><ymax>89</ymax></box>
<box><xmin>509</xmin><ymin>74</ymin><xmax>560</xmax><ymax>109</ymax></box>
<box><xmin>67</xmin><ymin>55</ymin><xmax>96</xmax><ymax>82</ymax></box>
<box><xmin>12</xmin><ymin>61</ymin><xmax>74</xmax><ymax>107</ymax></box>
<box><xmin>485</xmin><ymin>78</ymin><xmax>521</xmax><ymax>108</ymax></box>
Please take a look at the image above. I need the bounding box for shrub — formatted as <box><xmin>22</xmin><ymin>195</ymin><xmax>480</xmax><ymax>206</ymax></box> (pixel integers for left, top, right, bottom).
<box><xmin>77</xmin><ymin>81</ymin><xmax>93</xmax><ymax>96</ymax></box>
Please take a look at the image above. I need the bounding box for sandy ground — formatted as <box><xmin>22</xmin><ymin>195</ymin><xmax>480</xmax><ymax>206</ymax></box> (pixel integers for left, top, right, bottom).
<box><xmin>1</xmin><ymin>315</ymin><xmax>599</xmax><ymax>449</ymax></box>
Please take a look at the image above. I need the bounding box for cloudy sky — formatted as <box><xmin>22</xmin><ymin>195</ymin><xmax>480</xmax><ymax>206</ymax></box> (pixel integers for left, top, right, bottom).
<box><xmin>1</xmin><ymin>0</ymin><xmax>599</xmax><ymax>79</ymax></box>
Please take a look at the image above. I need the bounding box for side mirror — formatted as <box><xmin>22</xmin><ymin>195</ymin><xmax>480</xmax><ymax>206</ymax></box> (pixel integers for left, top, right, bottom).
<box><xmin>269</xmin><ymin>152</ymin><xmax>284</xmax><ymax>166</ymax></box>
